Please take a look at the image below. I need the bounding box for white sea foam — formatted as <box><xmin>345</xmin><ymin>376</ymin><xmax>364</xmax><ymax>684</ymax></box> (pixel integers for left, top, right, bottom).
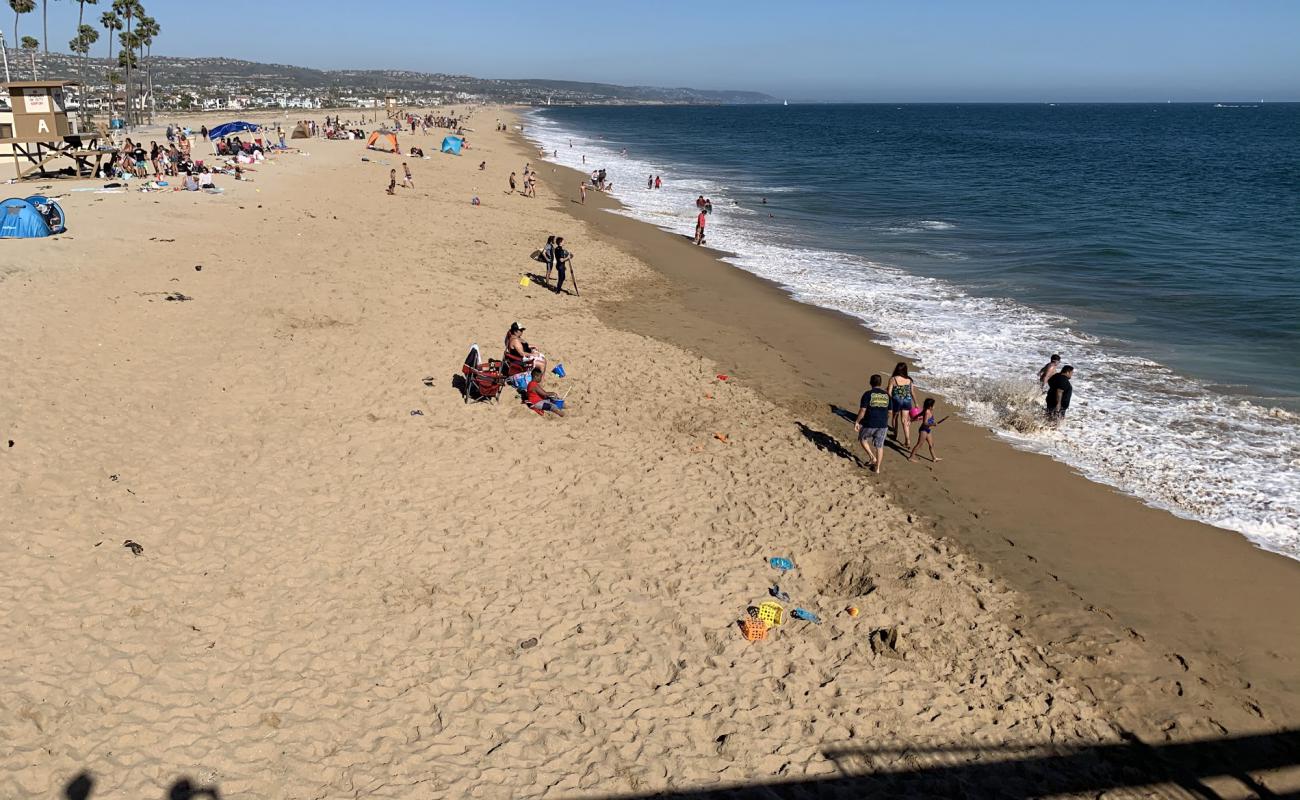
<box><xmin>526</xmin><ymin>112</ymin><xmax>1300</xmax><ymax>560</ymax></box>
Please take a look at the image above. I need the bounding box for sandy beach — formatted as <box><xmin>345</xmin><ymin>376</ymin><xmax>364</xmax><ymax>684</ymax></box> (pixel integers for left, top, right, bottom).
<box><xmin>1</xmin><ymin>107</ymin><xmax>1296</xmax><ymax>799</ymax></box>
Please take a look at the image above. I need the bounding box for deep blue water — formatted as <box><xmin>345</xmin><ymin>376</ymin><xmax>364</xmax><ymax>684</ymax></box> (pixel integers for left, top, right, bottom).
<box><xmin>536</xmin><ymin>103</ymin><xmax>1300</xmax><ymax>400</ymax></box>
<box><xmin>528</xmin><ymin>103</ymin><xmax>1300</xmax><ymax>557</ymax></box>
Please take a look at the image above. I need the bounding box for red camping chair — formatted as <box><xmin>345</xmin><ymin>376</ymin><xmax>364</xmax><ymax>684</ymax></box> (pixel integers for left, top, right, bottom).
<box><xmin>502</xmin><ymin>350</ymin><xmax>531</xmax><ymax>380</ymax></box>
<box><xmin>461</xmin><ymin>344</ymin><xmax>506</xmax><ymax>403</ymax></box>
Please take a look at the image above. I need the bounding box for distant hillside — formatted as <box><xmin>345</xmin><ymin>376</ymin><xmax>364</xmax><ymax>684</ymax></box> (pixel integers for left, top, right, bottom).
<box><xmin>7</xmin><ymin>51</ymin><xmax>774</xmax><ymax>105</ymax></box>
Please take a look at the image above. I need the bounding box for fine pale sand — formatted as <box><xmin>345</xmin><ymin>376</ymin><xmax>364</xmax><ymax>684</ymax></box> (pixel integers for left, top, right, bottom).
<box><xmin>1</xmin><ymin>108</ymin><xmax>1297</xmax><ymax>798</ymax></box>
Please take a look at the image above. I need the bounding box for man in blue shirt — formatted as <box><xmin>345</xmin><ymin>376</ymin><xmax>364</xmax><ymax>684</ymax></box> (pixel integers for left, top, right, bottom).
<box><xmin>854</xmin><ymin>373</ymin><xmax>893</xmax><ymax>474</ymax></box>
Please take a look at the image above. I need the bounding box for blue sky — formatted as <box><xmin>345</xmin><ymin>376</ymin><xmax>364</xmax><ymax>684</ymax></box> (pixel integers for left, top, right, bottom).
<box><xmin>25</xmin><ymin>0</ymin><xmax>1300</xmax><ymax>101</ymax></box>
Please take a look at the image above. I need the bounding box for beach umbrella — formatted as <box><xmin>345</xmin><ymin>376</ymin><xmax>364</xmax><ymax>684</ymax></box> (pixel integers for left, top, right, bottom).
<box><xmin>207</xmin><ymin>121</ymin><xmax>261</xmax><ymax>140</ymax></box>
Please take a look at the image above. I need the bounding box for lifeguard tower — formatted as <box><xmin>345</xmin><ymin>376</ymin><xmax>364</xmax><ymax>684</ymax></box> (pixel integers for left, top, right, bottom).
<box><xmin>385</xmin><ymin>96</ymin><xmax>404</xmax><ymax>122</ymax></box>
<box><xmin>0</xmin><ymin>80</ymin><xmax>109</xmax><ymax>179</ymax></box>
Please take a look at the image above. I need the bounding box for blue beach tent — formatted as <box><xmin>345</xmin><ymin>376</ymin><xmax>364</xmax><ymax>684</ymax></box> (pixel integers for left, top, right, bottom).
<box><xmin>0</xmin><ymin>195</ymin><xmax>66</xmax><ymax>238</ymax></box>
<box><xmin>440</xmin><ymin>136</ymin><xmax>463</xmax><ymax>155</ymax></box>
<box><xmin>207</xmin><ymin>120</ymin><xmax>261</xmax><ymax>140</ymax></box>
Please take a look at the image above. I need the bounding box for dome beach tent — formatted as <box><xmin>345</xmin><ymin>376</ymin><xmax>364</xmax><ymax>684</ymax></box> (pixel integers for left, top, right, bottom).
<box><xmin>440</xmin><ymin>136</ymin><xmax>463</xmax><ymax>155</ymax></box>
<box><xmin>207</xmin><ymin>121</ymin><xmax>261</xmax><ymax>140</ymax></box>
<box><xmin>0</xmin><ymin>195</ymin><xmax>66</xmax><ymax>238</ymax></box>
<box><xmin>366</xmin><ymin>131</ymin><xmax>400</xmax><ymax>153</ymax></box>
<box><xmin>290</xmin><ymin>122</ymin><xmax>311</xmax><ymax>139</ymax></box>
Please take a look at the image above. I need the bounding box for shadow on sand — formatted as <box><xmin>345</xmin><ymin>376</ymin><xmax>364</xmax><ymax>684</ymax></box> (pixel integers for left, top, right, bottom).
<box><xmin>58</xmin><ymin>729</ymin><xmax>1300</xmax><ymax>798</ymax></box>
<box><xmin>590</xmin><ymin>729</ymin><xmax>1300</xmax><ymax>799</ymax></box>
<box><xmin>65</xmin><ymin>772</ymin><xmax>222</xmax><ymax>799</ymax></box>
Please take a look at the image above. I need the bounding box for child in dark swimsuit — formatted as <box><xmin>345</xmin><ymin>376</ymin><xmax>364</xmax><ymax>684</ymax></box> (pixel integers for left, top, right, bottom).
<box><xmin>907</xmin><ymin>397</ymin><xmax>946</xmax><ymax>463</ymax></box>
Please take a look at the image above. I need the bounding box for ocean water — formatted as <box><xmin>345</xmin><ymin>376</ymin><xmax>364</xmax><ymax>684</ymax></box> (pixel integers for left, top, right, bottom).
<box><xmin>524</xmin><ymin>104</ymin><xmax>1300</xmax><ymax>560</ymax></box>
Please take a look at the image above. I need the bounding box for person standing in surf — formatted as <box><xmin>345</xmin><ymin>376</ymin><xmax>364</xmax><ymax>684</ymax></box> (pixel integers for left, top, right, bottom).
<box><xmin>1046</xmin><ymin>365</ymin><xmax>1074</xmax><ymax>421</ymax></box>
<box><xmin>887</xmin><ymin>362</ymin><xmax>916</xmax><ymax>447</ymax></box>
<box><xmin>1038</xmin><ymin>354</ymin><xmax>1062</xmax><ymax>391</ymax></box>
<box><xmin>694</xmin><ymin>208</ymin><xmax>707</xmax><ymax>245</ymax></box>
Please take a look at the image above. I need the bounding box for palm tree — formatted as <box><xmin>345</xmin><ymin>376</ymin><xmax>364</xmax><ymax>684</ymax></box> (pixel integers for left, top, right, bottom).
<box><xmin>135</xmin><ymin>14</ymin><xmax>157</xmax><ymax>121</ymax></box>
<box><xmin>9</xmin><ymin>0</ymin><xmax>35</xmax><ymax>53</ymax></box>
<box><xmin>19</xmin><ymin>33</ymin><xmax>36</xmax><ymax>78</ymax></box>
<box><xmin>99</xmin><ymin>8</ymin><xmax>118</xmax><ymax>60</ymax></box>
<box><xmin>117</xmin><ymin>30</ymin><xmax>137</xmax><ymax>123</ymax></box>
<box><xmin>111</xmin><ymin>0</ymin><xmax>140</xmax><ymax>125</ymax></box>
<box><xmin>99</xmin><ymin>8</ymin><xmax>121</xmax><ymax>118</ymax></box>
<box><xmin>73</xmin><ymin>0</ymin><xmax>99</xmax><ymax>117</ymax></box>
<box><xmin>68</xmin><ymin>23</ymin><xmax>96</xmax><ymax>118</ymax></box>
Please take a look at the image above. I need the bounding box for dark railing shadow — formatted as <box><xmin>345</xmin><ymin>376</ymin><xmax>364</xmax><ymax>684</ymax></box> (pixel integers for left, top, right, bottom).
<box><xmin>591</xmin><ymin>729</ymin><xmax>1300</xmax><ymax>799</ymax></box>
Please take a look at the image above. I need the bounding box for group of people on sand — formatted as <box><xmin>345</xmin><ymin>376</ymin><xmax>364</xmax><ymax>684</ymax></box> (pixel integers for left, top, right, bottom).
<box><xmin>854</xmin><ymin>355</ymin><xmax>1078</xmax><ymax>473</ymax></box>
<box><xmin>386</xmin><ymin>162</ymin><xmax>415</xmax><ymax>195</ymax></box>
<box><xmin>504</xmin><ymin>321</ymin><xmax>565</xmax><ymax>417</ymax></box>
<box><xmin>103</xmin><ymin>135</ymin><xmax>254</xmax><ymax>191</ymax></box>
<box><xmin>854</xmin><ymin>363</ymin><xmax>945</xmax><ymax>474</ymax></box>
<box><xmin>106</xmin><ymin>136</ymin><xmax>192</xmax><ymax>180</ymax></box>
<box><xmin>577</xmin><ymin>169</ymin><xmax>610</xmax><ymax>204</ymax></box>
<box><xmin>402</xmin><ymin>113</ymin><xmax>465</xmax><ymax>135</ymax></box>
<box><xmin>509</xmin><ymin>164</ymin><xmax>538</xmax><ymax>197</ymax></box>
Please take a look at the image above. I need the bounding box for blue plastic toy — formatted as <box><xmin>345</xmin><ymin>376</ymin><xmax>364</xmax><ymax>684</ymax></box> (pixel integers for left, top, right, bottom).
<box><xmin>791</xmin><ymin>608</ymin><xmax>821</xmax><ymax>624</ymax></box>
<box><xmin>769</xmin><ymin>557</ymin><xmax>794</xmax><ymax>572</ymax></box>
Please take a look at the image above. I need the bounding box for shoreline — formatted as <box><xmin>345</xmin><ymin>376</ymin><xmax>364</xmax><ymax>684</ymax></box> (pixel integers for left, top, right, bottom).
<box><xmin>3</xmin><ymin>107</ymin><xmax>1296</xmax><ymax>796</ymax></box>
<box><xmin>518</xmin><ymin>121</ymin><xmax>1300</xmax><ymax>728</ymax></box>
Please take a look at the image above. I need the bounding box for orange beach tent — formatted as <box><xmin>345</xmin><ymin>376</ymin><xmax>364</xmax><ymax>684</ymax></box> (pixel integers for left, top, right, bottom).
<box><xmin>365</xmin><ymin>131</ymin><xmax>399</xmax><ymax>153</ymax></box>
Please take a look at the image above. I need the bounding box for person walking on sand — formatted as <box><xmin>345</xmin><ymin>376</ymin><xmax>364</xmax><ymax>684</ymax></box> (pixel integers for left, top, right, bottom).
<box><xmin>1046</xmin><ymin>365</ymin><xmax>1074</xmax><ymax>421</ymax></box>
<box><xmin>886</xmin><ymin>362</ymin><xmax>916</xmax><ymax>446</ymax></box>
<box><xmin>694</xmin><ymin>208</ymin><xmax>707</xmax><ymax>245</ymax></box>
<box><xmin>508</xmin><ymin>171</ymin><xmax>517</xmax><ymax>194</ymax></box>
<box><xmin>1038</xmin><ymin>353</ymin><xmax>1061</xmax><ymax>391</ymax></box>
<box><xmin>402</xmin><ymin>162</ymin><xmax>414</xmax><ymax>189</ymax></box>
<box><xmin>579</xmin><ymin>181</ymin><xmax>587</xmax><ymax>204</ymax></box>
<box><xmin>854</xmin><ymin>373</ymin><xmax>892</xmax><ymax>473</ymax></box>
<box><xmin>386</xmin><ymin>169</ymin><xmax>397</xmax><ymax>196</ymax></box>
<box><xmin>908</xmin><ymin>397</ymin><xmax>947</xmax><ymax>463</ymax></box>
